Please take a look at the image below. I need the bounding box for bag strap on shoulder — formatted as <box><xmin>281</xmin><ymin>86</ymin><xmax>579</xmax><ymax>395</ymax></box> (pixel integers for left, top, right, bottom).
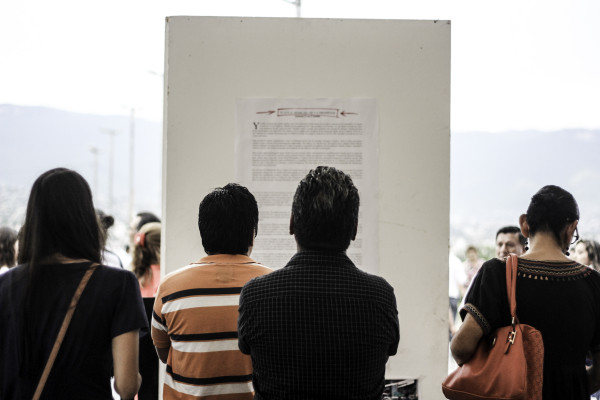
<box><xmin>505</xmin><ymin>254</ymin><xmax>519</xmax><ymax>321</ymax></box>
<box><xmin>32</xmin><ymin>262</ymin><xmax>99</xmax><ymax>400</ymax></box>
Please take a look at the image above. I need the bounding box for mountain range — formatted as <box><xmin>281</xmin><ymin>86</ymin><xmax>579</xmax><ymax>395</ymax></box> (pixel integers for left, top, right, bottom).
<box><xmin>2</xmin><ymin>104</ymin><xmax>599</xmax><ymax>255</ymax></box>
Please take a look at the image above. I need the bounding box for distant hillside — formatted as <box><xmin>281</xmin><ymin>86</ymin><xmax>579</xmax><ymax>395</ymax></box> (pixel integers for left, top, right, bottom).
<box><xmin>1</xmin><ymin>104</ymin><xmax>599</xmax><ymax>255</ymax></box>
<box><xmin>0</xmin><ymin>104</ymin><xmax>162</xmax><ymax>227</ymax></box>
<box><xmin>451</xmin><ymin>129</ymin><xmax>600</xmax><ymax>251</ymax></box>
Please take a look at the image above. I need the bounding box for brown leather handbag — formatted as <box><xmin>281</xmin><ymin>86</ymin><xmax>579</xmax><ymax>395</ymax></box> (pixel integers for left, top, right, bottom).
<box><xmin>442</xmin><ymin>254</ymin><xmax>544</xmax><ymax>400</ymax></box>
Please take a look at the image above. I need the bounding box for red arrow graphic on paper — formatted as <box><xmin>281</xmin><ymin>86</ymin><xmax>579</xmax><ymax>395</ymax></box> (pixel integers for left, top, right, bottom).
<box><xmin>256</xmin><ymin>110</ymin><xmax>276</xmax><ymax>115</ymax></box>
<box><xmin>340</xmin><ymin>111</ymin><xmax>358</xmax><ymax>117</ymax></box>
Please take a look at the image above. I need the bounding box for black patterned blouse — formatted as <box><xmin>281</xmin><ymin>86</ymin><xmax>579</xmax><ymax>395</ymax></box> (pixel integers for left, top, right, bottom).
<box><xmin>461</xmin><ymin>257</ymin><xmax>600</xmax><ymax>400</ymax></box>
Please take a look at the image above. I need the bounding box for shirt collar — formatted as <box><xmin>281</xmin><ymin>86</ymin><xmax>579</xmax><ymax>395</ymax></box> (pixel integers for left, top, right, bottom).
<box><xmin>196</xmin><ymin>253</ymin><xmax>258</xmax><ymax>265</ymax></box>
<box><xmin>287</xmin><ymin>250</ymin><xmax>354</xmax><ymax>268</ymax></box>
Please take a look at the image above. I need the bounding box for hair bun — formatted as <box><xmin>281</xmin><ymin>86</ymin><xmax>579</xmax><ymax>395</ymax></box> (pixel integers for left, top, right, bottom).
<box><xmin>102</xmin><ymin>215</ymin><xmax>115</xmax><ymax>229</ymax></box>
<box><xmin>526</xmin><ymin>185</ymin><xmax>579</xmax><ymax>243</ymax></box>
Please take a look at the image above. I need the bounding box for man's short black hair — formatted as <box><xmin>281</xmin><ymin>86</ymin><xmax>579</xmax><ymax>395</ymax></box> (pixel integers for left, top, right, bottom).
<box><xmin>292</xmin><ymin>166</ymin><xmax>359</xmax><ymax>251</ymax></box>
<box><xmin>496</xmin><ymin>225</ymin><xmax>527</xmax><ymax>247</ymax></box>
<box><xmin>198</xmin><ymin>183</ymin><xmax>258</xmax><ymax>255</ymax></box>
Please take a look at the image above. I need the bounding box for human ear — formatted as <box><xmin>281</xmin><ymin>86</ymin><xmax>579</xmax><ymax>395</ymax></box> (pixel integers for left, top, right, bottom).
<box><xmin>518</xmin><ymin>214</ymin><xmax>529</xmax><ymax>237</ymax></box>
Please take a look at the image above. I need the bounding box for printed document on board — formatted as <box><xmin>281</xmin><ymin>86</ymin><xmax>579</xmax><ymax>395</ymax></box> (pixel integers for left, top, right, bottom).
<box><xmin>235</xmin><ymin>98</ymin><xmax>379</xmax><ymax>273</ymax></box>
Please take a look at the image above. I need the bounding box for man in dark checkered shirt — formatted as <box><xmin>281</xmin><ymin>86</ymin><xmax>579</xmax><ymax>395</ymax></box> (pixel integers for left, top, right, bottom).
<box><xmin>238</xmin><ymin>166</ymin><xmax>400</xmax><ymax>400</ymax></box>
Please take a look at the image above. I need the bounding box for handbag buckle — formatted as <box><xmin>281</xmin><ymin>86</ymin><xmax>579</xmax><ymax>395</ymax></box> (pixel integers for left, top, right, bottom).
<box><xmin>504</xmin><ymin>329</ymin><xmax>517</xmax><ymax>354</ymax></box>
<box><xmin>507</xmin><ymin>329</ymin><xmax>516</xmax><ymax>345</ymax></box>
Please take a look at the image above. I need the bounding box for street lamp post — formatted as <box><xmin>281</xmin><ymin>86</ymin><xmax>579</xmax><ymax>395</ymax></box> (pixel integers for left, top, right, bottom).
<box><xmin>128</xmin><ymin>108</ymin><xmax>135</xmax><ymax>223</ymax></box>
<box><xmin>101</xmin><ymin>128</ymin><xmax>117</xmax><ymax>213</ymax></box>
<box><xmin>89</xmin><ymin>145</ymin><xmax>99</xmax><ymax>196</ymax></box>
<box><xmin>281</xmin><ymin>0</ymin><xmax>301</xmax><ymax>17</ymax></box>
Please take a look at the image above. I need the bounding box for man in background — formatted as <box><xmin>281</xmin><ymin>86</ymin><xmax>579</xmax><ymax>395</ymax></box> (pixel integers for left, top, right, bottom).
<box><xmin>496</xmin><ymin>225</ymin><xmax>527</xmax><ymax>257</ymax></box>
<box><xmin>152</xmin><ymin>184</ymin><xmax>271</xmax><ymax>399</ymax></box>
<box><xmin>238</xmin><ymin>166</ymin><xmax>400</xmax><ymax>400</ymax></box>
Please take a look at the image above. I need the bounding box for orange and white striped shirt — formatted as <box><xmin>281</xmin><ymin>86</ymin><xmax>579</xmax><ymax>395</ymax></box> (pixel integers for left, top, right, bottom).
<box><xmin>152</xmin><ymin>254</ymin><xmax>271</xmax><ymax>400</ymax></box>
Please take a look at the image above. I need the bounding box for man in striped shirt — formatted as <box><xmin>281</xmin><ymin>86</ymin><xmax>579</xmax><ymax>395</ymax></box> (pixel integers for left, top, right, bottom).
<box><xmin>152</xmin><ymin>183</ymin><xmax>271</xmax><ymax>400</ymax></box>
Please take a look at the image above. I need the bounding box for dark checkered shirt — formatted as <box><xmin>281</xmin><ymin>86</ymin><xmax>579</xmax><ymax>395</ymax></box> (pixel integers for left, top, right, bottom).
<box><xmin>238</xmin><ymin>251</ymin><xmax>400</xmax><ymax>400</ymax></box>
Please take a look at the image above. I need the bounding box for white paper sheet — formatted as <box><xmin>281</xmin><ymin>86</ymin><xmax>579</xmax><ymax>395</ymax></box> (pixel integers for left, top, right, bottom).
<box><xmin>235</xmin><ymin>98</ymin><xmax>379</xmax><ymax>273</ymax></box>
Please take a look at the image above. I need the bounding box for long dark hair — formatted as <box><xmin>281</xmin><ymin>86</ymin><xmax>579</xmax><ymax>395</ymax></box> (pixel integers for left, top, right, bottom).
<box><xmin>18</xmin><ymin>168</ymin><xmax>102</xmax><ymax>377</ymax></box>
<box><xmin>18</xmin><ymin>168</ymin><xmax>103</xmax><ymax>266</ymax></box>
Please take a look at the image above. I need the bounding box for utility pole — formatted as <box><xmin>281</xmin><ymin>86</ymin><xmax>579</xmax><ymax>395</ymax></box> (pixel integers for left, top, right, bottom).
<box><xmin>89</xmin><ymin>145</ymin><xmax>99</xmax><ymax>196</ymax></box>
<box><xmin>282</xmin><ymin>0</ymin><xmax>301</xmax><ymax>17</ymax></box>
<box><xmin>128</xmin><ymin>108</ymin><xmax>135</xmax><ymax>223</ymax></box>
<box><xmin>101</xmin><ymin>128</ymin><xmax>117</xmax><ymax>213</ymax></box>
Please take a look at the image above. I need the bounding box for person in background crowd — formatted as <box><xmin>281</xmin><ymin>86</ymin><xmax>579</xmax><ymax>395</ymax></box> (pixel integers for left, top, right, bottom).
<box><xmin>131</xmin><ymin>221</ymin><xmax>162</xmax><ymax>399</ymax></box>
<box><xmin>452</xmin><ymin>185</ymin><xmax>600</xmax><ymax>400</ymax></box>
<box><xmin>572</xmin><ymin>239</ymin><xmax>600</xmax><ymax>400</ymax></box>
<box><xmin>96</xmin><ymin>209</ymin><xmax>124</xmax><ymax>269</ymax></box>
<box><xmin>0</xmin><ymin>168</ymin><xmax>147</xmax><ymax>399</ymax></box>
<box><xmin>152</xmin><ymin>183</ymin><xmax>271</xmax><ymax>400</ymax></box>
<box><xmin>132</xmin><ymin>222</ymin><xmax>161</xmax><ymax>298</ymax></box>
<box><xmin>572</xmin><ymin>239</ymin><xmax>600</xmax><ymax>272</ymax></box>
<box><xmin>238</xmin><ymin>166</ymin><xmax>399</xmax><ymax>400</ymax></box>
<box><xmin>495</xmin><ymin>225</ymin><xmax>527</xmax><ymax>258</ymax></box>
<box><xmin>449</xmin><ymin>252</ymin><xmax>467</xmax><ymax>338</ymax></box>
<box><xmin>463</xmin><ymin>245</ymin><xmax>484</xmax><ymax>288</ymax></box>
<box><xmin>0</xmin><ymin>226</ymin><xmax>18</xmax><ymax>274</ymax></box>
<box><xmin>128</xmin><ymin>212</ymin><xmax>160</xmax><ymax>252</ymax></box>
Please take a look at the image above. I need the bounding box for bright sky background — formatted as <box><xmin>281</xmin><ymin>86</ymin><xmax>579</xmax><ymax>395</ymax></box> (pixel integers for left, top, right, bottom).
<box><xmin>1</xmin><ymin>0</ymin><xmax>599</xmax><ymax>132</ymax></box>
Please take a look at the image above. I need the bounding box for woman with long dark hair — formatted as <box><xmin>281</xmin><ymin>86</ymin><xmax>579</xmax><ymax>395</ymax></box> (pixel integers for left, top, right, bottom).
<box><xmin>0</xmin><ymin>168</ymin><xmax>147</xmax><ymax>399</ymax></box>
<box><xmin>451</xmin><ymin>185</ymin><xmax>600</xmax><ymax>399</ymax></box>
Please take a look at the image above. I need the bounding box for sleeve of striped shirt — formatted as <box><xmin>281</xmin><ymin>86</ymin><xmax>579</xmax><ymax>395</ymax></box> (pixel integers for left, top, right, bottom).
<box><xmin>151</xmin><ymin>286</ymin><xmax>170</xmax><ymax>349</ymax></box>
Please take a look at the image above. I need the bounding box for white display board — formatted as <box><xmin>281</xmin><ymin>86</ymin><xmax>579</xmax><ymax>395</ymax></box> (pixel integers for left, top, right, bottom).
<box><xmin>163</xmin><ymin>16</ymin><xmax>450</xmax><ymax>398</ymax></box>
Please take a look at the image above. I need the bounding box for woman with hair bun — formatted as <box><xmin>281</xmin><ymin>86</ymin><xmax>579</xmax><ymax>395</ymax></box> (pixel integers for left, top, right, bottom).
<box><xmin>131</xmin><ymin>222</ymin><xmax>161</xmax><ymax>297</ymax></box>
<box><xmin>451</xmin><ymin>185</ymin><xmax>600</xmax><ymax>399</ymax></box>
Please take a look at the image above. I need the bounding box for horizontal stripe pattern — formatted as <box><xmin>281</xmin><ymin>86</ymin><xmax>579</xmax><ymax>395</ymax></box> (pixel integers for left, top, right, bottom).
<box><xmin>167</xmin><ymin>365</ymin><xmax>252</xmax><ymax>385</ymax></box>
<box><xmin>161</xmin><ymin>295</ymin><xmax>240</xmax><ymax>314</ymax></box>
<box><xmin>172</xmin><ymin>338</ymin><xmax>240</xmax><ymax>353</ymax></box>
<box><xmin>152</xmin><ymin>255</ymin><xmax>272</xmax><ymax>400</ymax></box>
<box><xmin>162</xmin><ymin>287</ymin><xmax>243</xmax><ymax>303</ymax></box>
<box><xmin>165</xmin><ymin>372</ymin><xmax>253</xmax><ymax>397</ymax></box>
<box><xmin>151</xmin><ymin>315</ymin><xmax>168</xmax><ymax>332</ymax></box>
<box><xmin>171</xmin><ymin>332</ymin><xmax>238</xmax><ymax>341</ymax></box>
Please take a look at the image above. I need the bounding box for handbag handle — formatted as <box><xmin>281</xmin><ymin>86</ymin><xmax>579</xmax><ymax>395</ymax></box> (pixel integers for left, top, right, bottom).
<box><xmin>505</xmin><ymin>254</ymin><xmax>519</xmax><ymax>322</ymax></box>
<box><xmin>32</xmin><ymin>263</ymin><xmax>99</xmax><ymax>400</ymax></box>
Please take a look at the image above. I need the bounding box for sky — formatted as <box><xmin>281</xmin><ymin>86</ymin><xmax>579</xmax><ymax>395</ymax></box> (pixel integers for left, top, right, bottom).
<box><xmin>1</xmin><ymin>0</ymin><xmax>599</xmax><ymax>132</ymax></box>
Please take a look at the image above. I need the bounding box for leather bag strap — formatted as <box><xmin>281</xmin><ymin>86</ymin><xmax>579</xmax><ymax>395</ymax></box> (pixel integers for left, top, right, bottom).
<box><xmin>505</xmin><ymin>254</ymin><xmax>518</xmax><ymax>320</ymax></box>
<box><xmin>32</xmin><ymin>263</ymin><xmax>99</xmax><ymax>400</ymax></box>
